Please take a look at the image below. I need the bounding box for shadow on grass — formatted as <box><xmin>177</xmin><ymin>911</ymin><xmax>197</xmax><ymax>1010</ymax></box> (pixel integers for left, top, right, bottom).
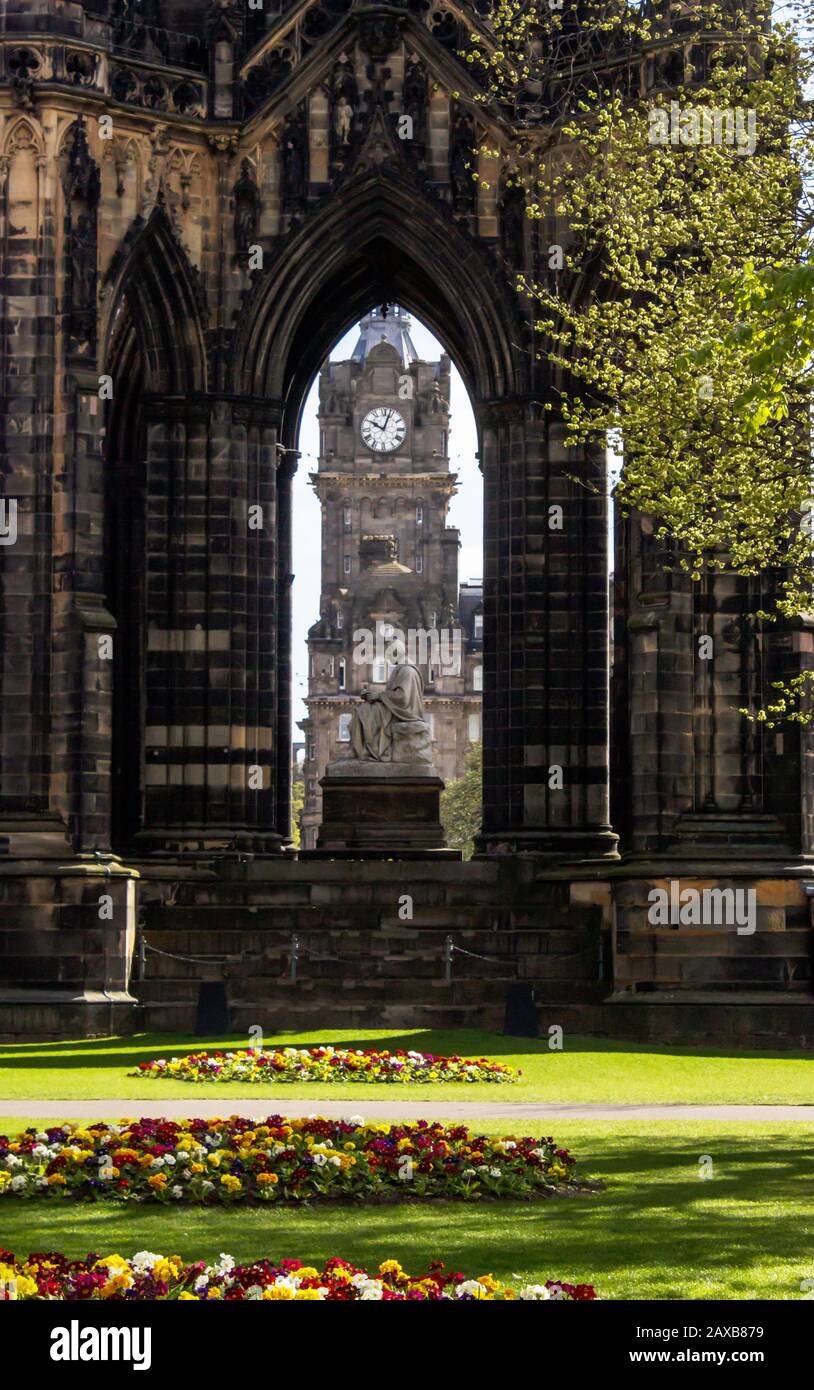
<box><xmin>1</xmin><ymin>1133</ymin><xmax>812</xmax><ymax>1298</ymax></box>
<box><xmin>2</xmin><ymin>1030</ymin><xmax>812</xmax><ymax>1072</ymax></box>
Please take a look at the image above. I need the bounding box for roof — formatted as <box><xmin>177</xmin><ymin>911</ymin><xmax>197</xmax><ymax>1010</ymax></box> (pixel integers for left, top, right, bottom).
<box><xmin>351</xmin><ymin>306</ymin><xmax>418</xmax><ymax>367</ymax></box>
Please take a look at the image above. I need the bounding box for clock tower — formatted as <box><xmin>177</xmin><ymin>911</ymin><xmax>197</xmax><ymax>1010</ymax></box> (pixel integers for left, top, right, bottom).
<box><xmin>298</xmin><ymin>307</ymin><xmax>483</xmax><ymax>850</ymax></box>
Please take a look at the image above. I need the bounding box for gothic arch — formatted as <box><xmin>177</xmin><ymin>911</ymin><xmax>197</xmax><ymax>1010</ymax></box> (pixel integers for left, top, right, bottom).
<box><xmin>232</xmin><ymin>168</ymin><xmax>524</xmax><ymax>434</ymax></box>
<box><xmin>102</xmin><ymin>204</ymin><xmax>207</xmax><ymax>395</ymax></box>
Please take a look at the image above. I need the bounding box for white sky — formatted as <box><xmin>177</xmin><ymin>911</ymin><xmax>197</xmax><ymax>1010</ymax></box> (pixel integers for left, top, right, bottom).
<box><xmin>291</xmin><ymin>313</ymin><xmax>484</xmax><ymax>726</ymax></box>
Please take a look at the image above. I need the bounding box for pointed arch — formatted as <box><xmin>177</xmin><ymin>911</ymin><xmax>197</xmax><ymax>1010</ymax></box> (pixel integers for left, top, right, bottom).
<box><xmin>102</xmin><ymin>205</ymin><xmax>207</xmax><ymax>395</ymax></box>
<box><xmin>2</xmin><ymin>115</ymin><xmax>45</xmax><ymax>156</ymax></box>
<box><xmin>231</xmin><ymin>167</ymin><xmax>524</xmax><ymax>431</ymax></box>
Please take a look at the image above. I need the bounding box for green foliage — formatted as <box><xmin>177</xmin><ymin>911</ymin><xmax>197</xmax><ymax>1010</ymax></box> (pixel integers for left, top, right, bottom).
<box><xmin>290</xmin><ymin>776</ymin><xmax>304</xmax><ymax>849</ymax></box>
<box><xmin>440</xmin><ymin>742</ymin><xmax>482</xmax><ymax>858</ymax></box>
<box><xmin>469</xmin><ymin>1</ymin><xmax>814</xmax><ymax>717</ymax></box>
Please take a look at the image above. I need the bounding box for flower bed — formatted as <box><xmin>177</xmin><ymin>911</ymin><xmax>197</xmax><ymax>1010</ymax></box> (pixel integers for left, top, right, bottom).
<box><xmin>131</xmin><ymin>1046</ymin><xmax>518</xmax><ymax>1085</ymax></box>
<box><xmin>0</xmin><ymin>1117</ymin><xmax>595</xmax><ymax>1205</ymax></box>
<box><xmin>0</xmin><ymin>1250</ymin><xmax>597</xmax><ymax>1300</ymax></box>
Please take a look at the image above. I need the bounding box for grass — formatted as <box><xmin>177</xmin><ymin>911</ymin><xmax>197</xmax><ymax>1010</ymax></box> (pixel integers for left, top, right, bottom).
<box><xmin>1</xmin><ymin>1124</ymin><xmax>813</xmax><ymax>1299</ymax></box>
<box><xmin>1</xmin><ymin>1029</ymin><xmax>813</xmax><ymax>1105</ymax></box>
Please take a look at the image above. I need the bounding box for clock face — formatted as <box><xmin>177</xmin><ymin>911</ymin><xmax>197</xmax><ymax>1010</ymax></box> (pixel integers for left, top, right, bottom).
<box><xmin>360</xmin><ymin>406</ymin><xmax>406</xmax><ymax>454</ymax></box>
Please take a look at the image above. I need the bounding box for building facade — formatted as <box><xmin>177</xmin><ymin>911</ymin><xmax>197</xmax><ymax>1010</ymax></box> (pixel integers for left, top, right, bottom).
<box><xmin>0</xmin><ymin>0</ymin><xmax>812</xmax><ymax>1043</ymax></box>
<box><xmin>298</xmin><ymin>308</ymin><xmax>482</xmax><ymax>850</ymax></box>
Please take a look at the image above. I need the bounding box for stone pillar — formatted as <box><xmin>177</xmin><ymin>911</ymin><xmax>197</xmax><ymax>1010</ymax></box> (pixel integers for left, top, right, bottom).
<box><xmin>0</xmin><ymin>127</ymin><xmax>66</xmax><ymax>855</ymax></box>
<box><xmin>613</xmin><ymin>509</ymin><xmax>809</xmax><ymax>857</ymax></box>
<box><xmin>133</xmin><ymin>398</ymin><xmax>281</xmax><ymax>852</ymax></box>
<box><xmin>478</xmin><ymin>403</ymin><xmax>617</xmax><ymax>860</ymax></box>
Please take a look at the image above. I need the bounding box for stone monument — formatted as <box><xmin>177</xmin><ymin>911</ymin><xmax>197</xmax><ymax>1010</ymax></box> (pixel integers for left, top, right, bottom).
<box><xmin>313</xmin><ymin>641</ymin><xmax>454</xmax><ymax>855</ymax></box>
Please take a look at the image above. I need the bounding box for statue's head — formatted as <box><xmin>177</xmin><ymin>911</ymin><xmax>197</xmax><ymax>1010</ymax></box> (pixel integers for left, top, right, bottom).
<box><xmin>387</xmin><ymin>638</ymin><xmax>407</xmax><ymax>665</ymax></box>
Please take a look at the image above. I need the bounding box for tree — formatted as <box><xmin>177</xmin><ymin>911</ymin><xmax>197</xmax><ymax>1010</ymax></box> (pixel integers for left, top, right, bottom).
<box><xmin>441</xmin><ymin>743</ymin><xmax>483</xmax><ymax>858</ymax></box>
<box><xmin>468</xmin><ymin>1</ymin><xmax>814</xmax><ymax>716</ymax></box>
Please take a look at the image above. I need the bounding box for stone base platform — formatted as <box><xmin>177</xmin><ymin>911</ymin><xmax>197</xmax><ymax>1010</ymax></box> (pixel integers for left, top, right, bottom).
<box><xmin>312</xmin><ymin>760</ymin><xmax>454</xmax><ymax>856</ymax></box>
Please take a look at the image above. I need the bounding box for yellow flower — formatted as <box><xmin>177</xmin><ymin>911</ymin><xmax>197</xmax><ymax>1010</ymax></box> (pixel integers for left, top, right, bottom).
<box><xmin>219</xmin><ymin>1174</ymin><xmax>242</xmax><ymax>1192</ymax></box>
<box><xmin>93</xmin><ymin>1255</ymin><xmax>129</xmax><ymax>1272</ymax></box>
<box><xmin>207</xmin><ymin>1153</ymin><xmax>221</xmax><ymax>1167</ymax></box>
<box><xmin>190</xmin><ymin>1163</ymin><xmax>204</xmax><ymax>1175</ymax></box>
<box><xmin>263</xmin><ymin>1284</ymin><xmax>295</xmax><ymax>1299</ymax></box>
<box><xmin>178</xmin><ymin>1292</ymin><xmax>198</xmax><ymax>1300</ymax></box>
<box><xmin>295</xmin><ymin>1267</ymin><xmax>319</xmax><ymax>1280</ymax></box>
<box><xmin>46</xmin><ymin>1173</ymin><xmax>66</xmax><ymax>1186</ymax></box>
<box><xmin>101</xmin><ymin>1271</ymin><xmax>134</xmax><ymax>1297</ymax></box>
<box><xmin>148</xmin><ymin>1173</ymin><xmax>167</xmax><ymax>1189</ymax></box>
<box><xmin>139</xmin><ymin>1154</ymin><xmax>155</xmax><ymax>1169</ymax></box>
<box><xmin>477</xmin><ymin>1274</ymin><xmax>500</xmax><ymax>1293</ymax></box>
<box><xmin>206</xmin><ymin>1287</ymin><xmax>222</xmax><ymax>1299</ymax></box>
<box><xmin>256</xmin><ymin>1172</ymin><xmax>278</xmax><ymax>1186</ymax></box>
<box><xmin>294</xmin><ymin>1288</ymin><xmax>325</xmax><ymax>1300</ymax></box>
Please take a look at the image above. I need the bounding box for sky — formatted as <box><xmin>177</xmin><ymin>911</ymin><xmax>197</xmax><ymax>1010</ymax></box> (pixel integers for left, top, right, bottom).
<box><xmin>291</xmin><ymin>312</ymin><xmax>484</xmax><ymax>727</ymax></box>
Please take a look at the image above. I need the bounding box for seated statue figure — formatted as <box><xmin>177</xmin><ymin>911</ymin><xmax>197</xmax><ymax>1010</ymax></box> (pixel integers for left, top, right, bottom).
<box><xmin>350</xmin><ymin>640</ymin><xmax>432</xmax><ymax>764</ymax></box>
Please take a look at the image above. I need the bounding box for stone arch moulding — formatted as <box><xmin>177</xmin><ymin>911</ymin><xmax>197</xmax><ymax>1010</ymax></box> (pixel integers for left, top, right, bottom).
<box><xmin>226</xmin><ymin>173</ymin><xmax>615</xmax><ymax>857</ymax></box>
<box><xmin>102</xmin><ymin>203</ymin><xmax>208</xmax><ymax>397</ymax></box>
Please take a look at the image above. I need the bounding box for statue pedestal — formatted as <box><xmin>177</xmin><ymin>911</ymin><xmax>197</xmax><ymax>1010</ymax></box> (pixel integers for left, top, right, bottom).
<box><xmin>305</xmin><ymin>760</ymin><xmax>459</xmax><ymax>859</ymax></box>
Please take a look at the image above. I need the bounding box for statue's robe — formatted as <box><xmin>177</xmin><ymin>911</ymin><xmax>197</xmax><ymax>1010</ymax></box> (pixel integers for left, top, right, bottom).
<box><xmin>351</xmin><ymin>661</ymin><xmax>425</xmax><ymax>761</ymax></box>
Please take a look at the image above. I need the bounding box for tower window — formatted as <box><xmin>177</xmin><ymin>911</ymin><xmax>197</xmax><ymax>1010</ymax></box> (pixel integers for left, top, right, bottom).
<box><xmin>338</xmin><ymin>713</ymin><xmax>352</xmax><ymax>742</ymax></box>
<box><xmin>343</xmin><ymin>555</ymin><xmax>351</xmax><ymax>575</ymax></box>
<box><xmin>343</xmin><ymin>506</ymin><xmax>352</xmax><ymax>530</ymax></box>
<box><xmin>338</xmin><ymin>658</ymin><xmax>346</xmax><ymax>691</ymax></box>
<box><xmin>308</xmin><ymin>738</ymin><xmax>316</xmax><ymax>761</ymax></box>
<box><xmin>416</xmin><ymin>554</ymin><xmax>423</xmax><ymax>574</ymax></box>
<box><xmin>336</xmin><ymin>609</ymin><xmax>343</xmax><ymax>630</ymax></box>
<box><xmin>473</xmin><ymin>665</ymin><xmax>483</xmax><ymax>692</ymax></box>
<box><xmin>473</xmin><ymin>611</ymin><xmax>483</xmax><ymax>640</ymax></box>
<box><xmin>416</xmin><ymin>504</ymin><xmax>423</xmax><ymax>525</ymax></box>
<box><xmin>468</xmin><ymin>713</ymin><xmax>480</xmax><ymax>741</ymax></box>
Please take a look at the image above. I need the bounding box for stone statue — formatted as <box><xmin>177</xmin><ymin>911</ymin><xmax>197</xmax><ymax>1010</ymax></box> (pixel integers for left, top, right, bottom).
<box><xmin>335</xmin><ymin>95</ymin><xmax>354</xmax><ymax>146</ymax></box>
<box><xmin>349</xmin><ymin>640</ymin><xmax>432</xmax><ymax>764</ymax></box>
<box><xmin>232</xmin><ymin>158</ymin><xmax>261</xmax><ymax>255</ymax></box>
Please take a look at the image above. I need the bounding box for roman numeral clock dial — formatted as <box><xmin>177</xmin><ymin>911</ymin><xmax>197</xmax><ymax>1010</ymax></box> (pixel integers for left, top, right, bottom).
<box><xmin>360</xmin><ymin>407</ymin><xmax>406</xmax><ymax>453</ymax></box>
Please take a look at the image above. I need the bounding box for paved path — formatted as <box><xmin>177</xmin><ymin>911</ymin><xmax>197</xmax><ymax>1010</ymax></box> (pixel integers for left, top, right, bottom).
<box><xmin>1</xmin><ymin>1100</ymin><xmax>813</xmax><ymax>1122</ymax></box>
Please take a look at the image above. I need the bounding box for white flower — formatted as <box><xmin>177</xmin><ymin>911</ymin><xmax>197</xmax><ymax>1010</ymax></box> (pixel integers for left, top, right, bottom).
<box><xmin>4</xmin><ymin>1155</ymin><xmax>22</xmax><ymax>1170</ymax></box>
<box><xmin>357</xmin><ymin>1282</ymin><xmax>384</xmax><ymax>1300</ymax></box>
<box><xmin>462</xmin><ymin>1167</ymin><xmax>476</xmax><ymax>1178</ymax></box>
<box><xmin>348</xmin><ymin>1115</ymin><xmax>365</xmax><ymax>1126</ymax></box>
<box><xmin>456</xmin><ymin>1280</ymin><xmax>490</xmax><ymax>1299</ymax></box>
<box><xmin>32</xmin><ymin>1144</ymin><xmax>51</xmax><ymax>1158</ymax></box>
<box><xmin>313</xmin><ymin>1153</ymin><xmax>328</xmax><ymax>1167</ymax></box>
<box><xmin>329</xmin><ymin>1156</ymin><xmax>341</xmax><ymax>1167</ymax></box>
<box><xmin>132</xmin><ymin>1251</ymin><xmax>162</xmax><ymax>1274</ymax></box>
<box><xmin>10</xmin><ymin>1176</ymin><xmax>26</xmax><ymax>1191</ymax></box>
<box><xmin>201</xmin><ymin>1180</ymin><xmax>215</xmax><ymax>1194</ymax></box>
<box><xmin>171</xmin><ymin>1185</ymin><xmax>183</xmax><ymax>1198</ymax></box>
<box><xmin>518</xmin><ymin>1284</ymin><xmax>552</xmax><ymax>1301</ymax></box>
<box><xmin>489</xmin><ymin>1167</ymin><xmax>502</xmax><ymax>1179</ymax></box>
<box><xmin>152</xmin><ymin>1156</ymin><xmax>165</xmax><ymax>1169</ymax></box>
<box><xmin>245</xmin><ymin>1285</ymin><xmax>265</xmax><ymax>1300</ymax></box>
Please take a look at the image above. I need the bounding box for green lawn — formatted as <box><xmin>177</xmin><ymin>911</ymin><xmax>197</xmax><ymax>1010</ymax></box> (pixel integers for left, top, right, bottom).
<box><xmin>2</xmin><ymin>1029</ymin><xmax>813</xmax><ymax>1105</ymax></box>
<box><xmin>1</xmin><ymin>1124</ymin><xmax>812</xmax><ymax>1299</ymax></box>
